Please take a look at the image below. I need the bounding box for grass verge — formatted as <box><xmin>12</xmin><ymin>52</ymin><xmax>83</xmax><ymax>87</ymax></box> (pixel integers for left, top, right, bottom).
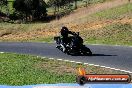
<box><xmin>83</xmin><ymin>3</ymin><xmax>132</xmax><ymax>21</ymax></box>
<box><xmin>83</xmin><ymin>23</ymin><xmax>132</xmax><ymax>46</ymax></box>
<box><xmin>0</xmin><ymin>53</ymin><xmax>129</xmax><ymax>86</ymax></box>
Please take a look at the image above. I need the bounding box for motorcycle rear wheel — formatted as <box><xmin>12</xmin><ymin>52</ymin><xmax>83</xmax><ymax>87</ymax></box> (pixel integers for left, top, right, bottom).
<box><xmin>81</xmin><ymin>46</ymin><xmax>92</xmax><ymax>56</ymax></box>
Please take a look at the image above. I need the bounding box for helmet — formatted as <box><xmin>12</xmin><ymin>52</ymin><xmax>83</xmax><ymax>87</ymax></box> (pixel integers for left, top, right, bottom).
<box><xmin>61</xmin><ymin>26</ymin><xmax>69</xmax><ymax>36</ymax></box>
<box><xmin>61</xmin><ymin>26</ymin><xmax>69</xmax><ymax>32</ymax></box>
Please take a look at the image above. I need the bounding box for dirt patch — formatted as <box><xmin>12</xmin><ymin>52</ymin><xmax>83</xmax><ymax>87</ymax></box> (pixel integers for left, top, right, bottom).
<box><xmin>35</xmin><ymin>61</ymin><xmax>77</xmax><ymax>75</ymax></box>
<box><xmin>0</xmin><ymin>28</ymin><xmax>59</xmax><ymax>41</ymax></box>
<box><xmin>64</xmin><ymin>18</ymin><xmax>132</xmax><ymax>31</ymax></box>
<box><xmin>0</xmin><ymin>18</ymin><xmax>131</xmax><ymax>41</ymax></box>
<box><xmin>52</xmin><ymin>0</ymin><xmax>129</xmax><ymax>24</ymax></box>
<box><xmin>0</xmin><ymin>30</ymin><xmax>12</xmax><ymax>37</ymax></box>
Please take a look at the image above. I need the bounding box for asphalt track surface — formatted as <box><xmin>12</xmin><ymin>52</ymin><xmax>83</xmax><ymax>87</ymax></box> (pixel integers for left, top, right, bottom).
<box><xmin>0</xmin><ymin>42</ymin><xmax>132</xmax><ymax>72</ymax></box>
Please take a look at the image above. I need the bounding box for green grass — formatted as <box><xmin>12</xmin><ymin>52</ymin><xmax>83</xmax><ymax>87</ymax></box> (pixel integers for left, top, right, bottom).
<box><xmin>83</xmin><ymin>23</ymin><xmax>132</xmax><ymax>46</ymax></box>
<box><xmin>68</xmin><ymin>2</ymin><xmax>132</xmax><ymax>28</ymax></box>
<box><xmin>74</xmin><ymin>3</ymin><xmax>132</xmax><ymax>46</ymax></box>
<box><xmin>76</xmin><ymin>3</ymin><xmax>132</xmax><ymax>24</ymax></box>
<box><xmin>88</xmin><ymin>3</ymin><xmax>132</xmax><ymax>20</ymax></box>
<box><xmin>0</xmin><ymin>53</ymin><xmax>127</xmax><ymax>85</ymax></box>
<box><xmin>0</xmin><ymin>53</ymin><xmax>76</xmax><ymax>85</ymax></box>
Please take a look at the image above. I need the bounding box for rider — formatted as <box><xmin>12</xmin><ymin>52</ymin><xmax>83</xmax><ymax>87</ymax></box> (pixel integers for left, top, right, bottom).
<box><xmin>59</xmin><ymin>26</ymin><xmax>76</xmax><ymax>52</ymax></box>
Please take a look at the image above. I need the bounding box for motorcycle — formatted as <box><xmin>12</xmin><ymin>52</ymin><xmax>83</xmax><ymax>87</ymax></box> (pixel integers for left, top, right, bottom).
<box><xmin>54</xmin><ymin>32</ymin><xmax>92</xmax><ymax>56</ymax></box>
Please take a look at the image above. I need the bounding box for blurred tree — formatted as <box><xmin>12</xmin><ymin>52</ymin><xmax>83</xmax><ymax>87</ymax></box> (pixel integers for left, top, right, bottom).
<box><xmin>33</xmin><ymin>0</ymin><xmax>47</xmax><ymax>19</ymax></box>
<box><xmin>0</xmin><ymin>0</ymin><xmax>7</xmax><ymax>9</ymax></box>
<box><xmin>13</xmin><ymin>0</ymin><xmax>47</xmax><ymax>21</ymax></box>
<box><xmin>83</xmin><ymin>0</ymin><xmax>90</xmax><ymax>7</ymax></box>
<box><xmin>74</xmin><ymin>0</ymin><xmax>77</xmax><ymax>9</ymax></box>
<box><xmin>47</xmin><ymin>0</ymin><xmax>74</xmax><ymax>16</ymax></box>
<box><xmin>0</xmin><ymin>0</ymin><xmax>9</xmax><ymax>15</ymax></box>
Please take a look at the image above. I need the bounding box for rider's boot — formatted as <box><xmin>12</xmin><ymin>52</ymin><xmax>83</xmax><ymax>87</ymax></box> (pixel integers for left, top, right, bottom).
<box><xmin>60</xmin><ymin>44</ymin><xmax>66</xmax><ymax>53</ymax></box>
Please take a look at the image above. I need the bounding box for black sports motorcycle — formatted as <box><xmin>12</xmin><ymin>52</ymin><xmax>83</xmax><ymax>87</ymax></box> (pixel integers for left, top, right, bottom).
<box><xmin>54</xmin><ymin>32</ymin><xmax>92</xmax><ymax>55</ymax></box>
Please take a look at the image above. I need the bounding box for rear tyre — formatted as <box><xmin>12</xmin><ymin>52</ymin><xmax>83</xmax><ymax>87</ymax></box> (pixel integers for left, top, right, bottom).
<box><xmin>82</xmin><ymin>46</ymin><xmax>92</xmax><ymax>56</ymax></box>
